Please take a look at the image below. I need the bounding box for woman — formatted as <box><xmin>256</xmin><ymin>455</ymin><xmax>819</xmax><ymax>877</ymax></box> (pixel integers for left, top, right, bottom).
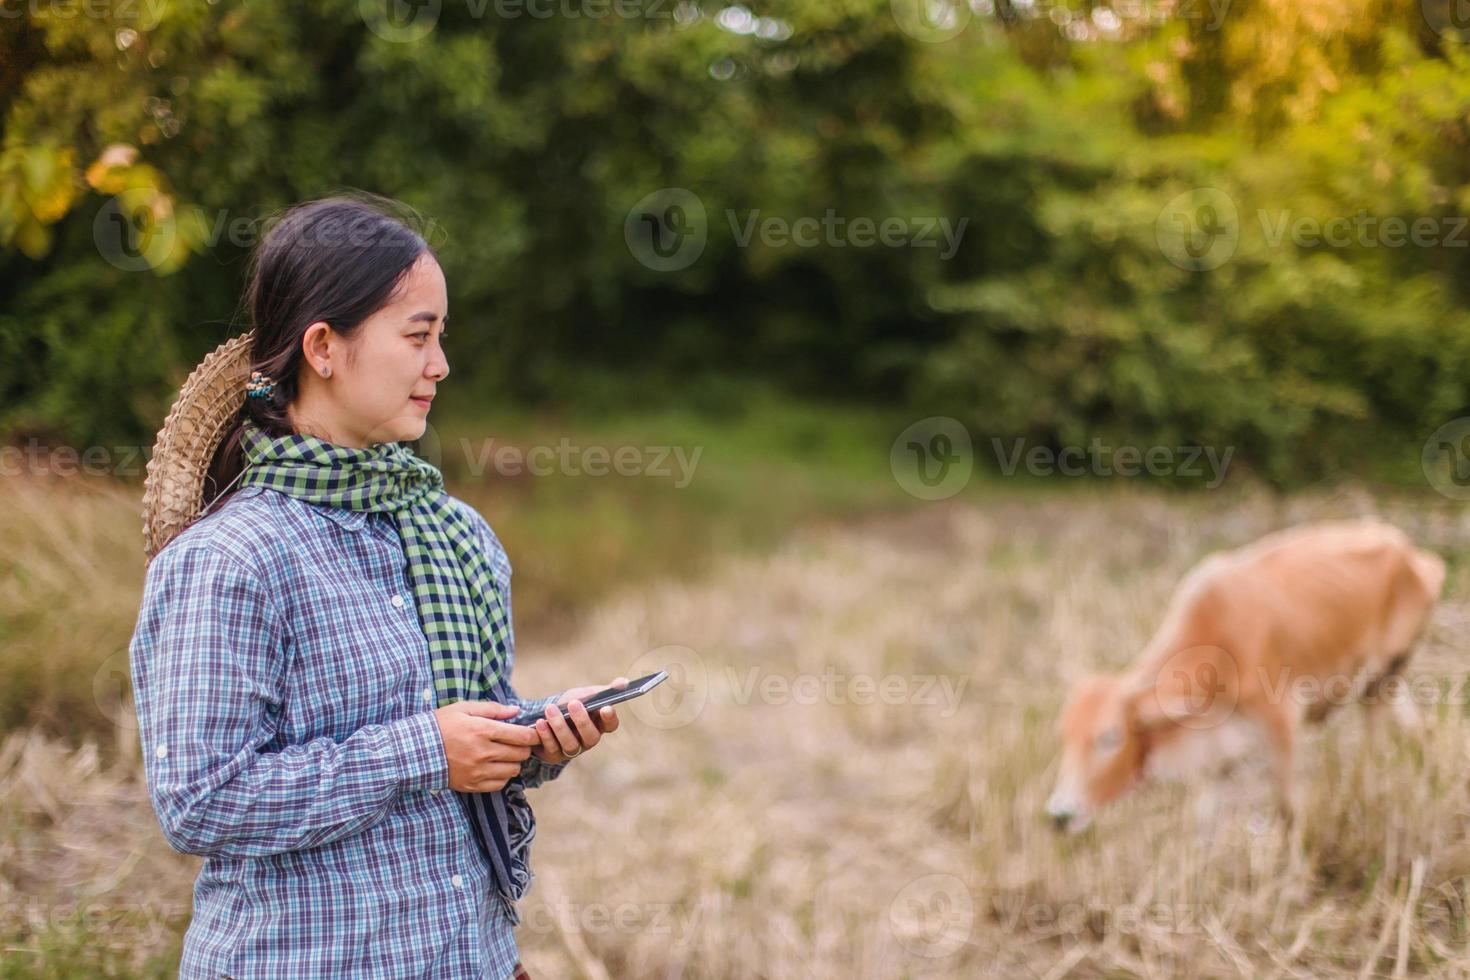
<box><xmin>129</xmin><ymin>194</ymin><xmax>626</xmax><ymax>979</ymax></box>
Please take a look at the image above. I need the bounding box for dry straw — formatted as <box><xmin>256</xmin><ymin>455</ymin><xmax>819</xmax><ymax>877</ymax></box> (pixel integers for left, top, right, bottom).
<box><xmin>139</xmin><ymin>330</ymin><xmax>255</xmax><ymax>564</ymax></box>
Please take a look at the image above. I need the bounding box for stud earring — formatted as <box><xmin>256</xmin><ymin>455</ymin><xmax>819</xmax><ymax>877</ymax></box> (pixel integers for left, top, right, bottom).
<box><xmin>321</xmin><ymin>367</ymin><xmax>331</xmax><ymax>378</ymax></box>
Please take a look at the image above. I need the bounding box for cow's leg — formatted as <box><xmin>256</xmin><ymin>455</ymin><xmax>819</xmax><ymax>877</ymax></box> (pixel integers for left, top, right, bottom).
<box><xmin>1304</xmin><ymin>695</ymin><xmax>1337</xmax><ymax>725</ymax></box>
<box><xmin>1366</xmin><ymin>561</ymin><xmax>1437</xmax><ymax>736</ymax></box>
<box><xmin>1391</xmin><ymin>683</ymin><xmax>1424</xmax><ymax>733</ymax></box>
<box><xmin>1256</xmin><ymin>705</ymin><xmax>1298</xmax><ymax>823</ymax></box>
<box><xmin>1361</xmin><ymin>651</ymin><xmax>1422</xmax><ymax>736</ymax></box>
<box><xmin>1192</xmin><ymin>778</ymin><xmax>1224</xmax><ymax>827</ymax></box>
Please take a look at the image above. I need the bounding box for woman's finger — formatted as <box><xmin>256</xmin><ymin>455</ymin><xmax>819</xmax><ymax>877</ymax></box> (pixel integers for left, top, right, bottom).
<box><xmin>478</xmin><ymin>762</ymin><xmax>522</xmax><ymax>790</ymax></box>
<box><xmin>487</xmin><ymin>739</ymin><xmax>533</xmax><ymax>762</ymax></box>
<box><xmin>597</xmin><ymin>706</ymin><xmax>619</xmax><ymax>733</ymax></box>
<box><xmin>565</xmin><ymin>700</ymin><xmax>601</xmax><ymax>748</ymax></box>
<box><xmin>544</xmin><ymin>702</ymin><xmax>582</xmax><ymax>754</ymax></box>
<box><xmin>533</xmin><ymin>720</ymin><xmax>563</xmax><ymax>761</ymax></box>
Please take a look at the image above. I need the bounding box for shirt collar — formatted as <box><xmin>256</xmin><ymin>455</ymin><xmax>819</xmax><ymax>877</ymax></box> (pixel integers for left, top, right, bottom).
<box><xmin>242</xmin><ymin>486</ymin><xmax>372</xmax><ymax>532</ymax></box>
<box><xmin>313</xmin><ymin>503</ymin><xmax>370</xmax><ymax>531</ymax></box>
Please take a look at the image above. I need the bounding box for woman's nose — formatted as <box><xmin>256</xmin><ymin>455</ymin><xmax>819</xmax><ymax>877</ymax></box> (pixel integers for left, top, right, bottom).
<box><xmin>427</xmin><ymin>347</ymin><xmax>449</xmax><ymax>381</ymax></box>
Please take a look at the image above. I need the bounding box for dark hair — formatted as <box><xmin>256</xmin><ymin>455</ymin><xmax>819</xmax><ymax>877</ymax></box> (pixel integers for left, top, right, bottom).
<box><xmin>203</xmin><ymin>193</ymin><xmax>436</xmax><ymax>507</ymax></box>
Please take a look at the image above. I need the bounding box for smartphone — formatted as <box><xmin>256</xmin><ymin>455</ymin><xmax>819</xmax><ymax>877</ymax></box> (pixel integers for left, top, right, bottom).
<box><xmin>508</xmin><ymin>670</ymin><xmax>668</xmax><ymax>726</ymax></box>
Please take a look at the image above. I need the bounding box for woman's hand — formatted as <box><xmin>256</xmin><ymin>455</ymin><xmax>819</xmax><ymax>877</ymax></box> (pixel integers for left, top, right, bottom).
<box><xmin>530</xmin><ymin>676</ymin><xmax>629</xmax><ymax>764</ymax></box>
<box><xmin>433</xmin><ymin>700</ymin><xmax>540</xmax><ymax>793</ymax></box>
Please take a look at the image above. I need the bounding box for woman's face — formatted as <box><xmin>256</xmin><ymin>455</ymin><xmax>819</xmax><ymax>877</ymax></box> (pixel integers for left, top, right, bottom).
<box><xmin>291</xmin><ymin>251</ymin><xmax>450</xmax><ymax>448</ymax></box>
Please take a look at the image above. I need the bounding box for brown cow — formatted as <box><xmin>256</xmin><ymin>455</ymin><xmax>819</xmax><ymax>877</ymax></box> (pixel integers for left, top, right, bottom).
<box><xmin>1045</xmin><ymin>518</ymin><xmax>1445</xmax><ymax>833</ymax></box>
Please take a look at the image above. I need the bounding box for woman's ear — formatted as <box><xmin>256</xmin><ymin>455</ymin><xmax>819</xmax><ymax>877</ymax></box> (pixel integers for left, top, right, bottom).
<box><xmin>300</xmin><ymin>321</ymin><xmax>335</xmax><ymax>378</ymax></box>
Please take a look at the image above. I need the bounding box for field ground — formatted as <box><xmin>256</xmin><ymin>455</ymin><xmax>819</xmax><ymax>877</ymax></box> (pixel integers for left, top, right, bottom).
<box><xmin>6</xmin><ymin>472</ymin><xmax>1470</xmax><ymax>977</ymax></box>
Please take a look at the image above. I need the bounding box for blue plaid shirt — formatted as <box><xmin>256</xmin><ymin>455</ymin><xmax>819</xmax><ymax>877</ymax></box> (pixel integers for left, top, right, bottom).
<box><xmin>129</xmin><ymin>484</ymin><xmax>569</xmax><ymax>979</ymax></box>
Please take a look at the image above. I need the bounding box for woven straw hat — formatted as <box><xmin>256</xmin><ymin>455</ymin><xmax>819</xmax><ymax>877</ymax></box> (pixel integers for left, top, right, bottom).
<box><xmin>140</xmin><ymin>330</ymin><xmax>258</xmax><ymax>564</ymax></box>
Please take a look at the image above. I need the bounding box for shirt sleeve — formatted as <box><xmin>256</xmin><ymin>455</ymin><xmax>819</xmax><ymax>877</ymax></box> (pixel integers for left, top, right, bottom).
<box><xmin>130</xmin><ymin>542</ymin><xmax>450</xmax><ymax>859</ymax></box>
<box><xmin>457</xmin><ymin>498</ymin><xmax>572</xmax><ymax>789</ymax></box>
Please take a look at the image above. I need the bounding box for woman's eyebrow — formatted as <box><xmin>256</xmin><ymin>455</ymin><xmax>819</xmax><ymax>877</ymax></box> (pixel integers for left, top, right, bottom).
<box><xmin>407</xmin><ymin>311</ymin><xmax>447</xmax><ymax>324</ymax></box>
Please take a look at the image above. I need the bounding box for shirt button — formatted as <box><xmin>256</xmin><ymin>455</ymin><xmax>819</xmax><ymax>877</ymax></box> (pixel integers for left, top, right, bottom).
<box><xmin>391</xmin><ymin>595</ymin><xmax>406</xmax><ymax>608</ymax></box>
<box><xmin>423</xmin><ymin>687</ymin><xmax>434</xmax><ymax>702</ymax></box>
<box><xmin>155</xmin><ymin>744</ymin><xmax>168</xmax><ymax>759</ymax></box>
<box><xmin>451</xmin><ymin>874</ymin><xmax>464</xmax><ymax>889</ymax></box>
<box><xmin>430</xmin><ymin>788</ymin><xmax>442</xmax><ymax>796</ymax></box>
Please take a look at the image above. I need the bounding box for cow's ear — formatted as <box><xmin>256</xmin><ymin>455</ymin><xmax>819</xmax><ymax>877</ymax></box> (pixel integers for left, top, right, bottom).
<box><xmin>1122</xmin><ymin>669</ymin><xmax>1194</xmax><ymax>734</ymax></box>
<box><xmin>1124</xmin><ymin>653</ymin><xmax>1238</xmax><ymax>733</ymax></box>
<box><xmin>1126</xmin><ymin>685</ymin><xmax>1182</xmax><ymax>735</ymax></box>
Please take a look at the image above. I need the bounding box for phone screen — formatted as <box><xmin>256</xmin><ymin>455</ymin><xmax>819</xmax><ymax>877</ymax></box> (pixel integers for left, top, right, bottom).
<box><xmin>576</xmin><ymin>670</ymin><xmax>668</xmax><ymax>713</ymax></box>
<box><xmin>509</xmin><ymin>670</ymin><xmax>669</xmax><ymax>725</ymax></box>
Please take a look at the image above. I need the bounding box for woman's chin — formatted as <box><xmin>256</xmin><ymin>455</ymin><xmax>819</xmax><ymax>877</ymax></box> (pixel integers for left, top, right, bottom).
<box><xmin>364</xmin><ymin>415</ymin><xmax>429</xmax><ymax>446</ymax></box>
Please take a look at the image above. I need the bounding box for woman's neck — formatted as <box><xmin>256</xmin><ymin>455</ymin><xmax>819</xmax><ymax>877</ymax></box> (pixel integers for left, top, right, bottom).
<box><xmin>286</xmin><ymin>399</ymin><xmax>369</xmax><ymax>448</ymax></box>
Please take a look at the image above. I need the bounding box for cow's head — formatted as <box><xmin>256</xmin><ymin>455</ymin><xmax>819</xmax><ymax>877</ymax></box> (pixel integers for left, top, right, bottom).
<box><xmin>1044</xmin><ymin>674</ymin><xmax>1150</xmax><ymax>833</ymax></box>
<box><xmin>1046</xmin><ymin>647</ymin><xmax>1242</xmax><ymax>832</ymax></box>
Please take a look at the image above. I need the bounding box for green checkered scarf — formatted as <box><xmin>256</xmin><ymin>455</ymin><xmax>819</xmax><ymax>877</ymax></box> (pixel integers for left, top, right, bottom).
<box><xmin>236</xmin><ymin>419</ymin><xmax>513</xmax><ymax>704</ymax></box>
<box><xmin>235</xmin><ymin>418</ymin><xmax>538</xmax><ymax>915</ymax></box>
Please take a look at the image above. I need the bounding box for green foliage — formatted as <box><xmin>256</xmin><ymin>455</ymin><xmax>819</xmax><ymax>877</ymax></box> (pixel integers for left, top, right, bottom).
<box><xmin>2</xmin><ymin>0</ymin><xmax>1470</xmax><ymax>483</ymax></box>
<box><xmin>912</xmin><ymin>15</ymin><xmax>1470</xmax><ymax>484</ymax></box>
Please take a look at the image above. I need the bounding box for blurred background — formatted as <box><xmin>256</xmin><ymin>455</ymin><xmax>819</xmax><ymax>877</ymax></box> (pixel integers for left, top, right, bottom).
<box><xmin>8</xmin><ymin>0</ymin><xmax>1470</xmax><ymax>976</ymax></box>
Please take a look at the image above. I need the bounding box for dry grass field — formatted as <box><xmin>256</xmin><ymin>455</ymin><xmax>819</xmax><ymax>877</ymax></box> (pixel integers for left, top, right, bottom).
<box><xmin>5</xmin><ymin>476</ymin><xmax>1470</xmax><ymax>978</ymax></box>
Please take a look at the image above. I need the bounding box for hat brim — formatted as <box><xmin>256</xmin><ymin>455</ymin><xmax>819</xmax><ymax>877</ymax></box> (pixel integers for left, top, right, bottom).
<box><xmin>141</xmin><ymin>330</ymin><xmax>256</xmax><ymax>564</ymax></box>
